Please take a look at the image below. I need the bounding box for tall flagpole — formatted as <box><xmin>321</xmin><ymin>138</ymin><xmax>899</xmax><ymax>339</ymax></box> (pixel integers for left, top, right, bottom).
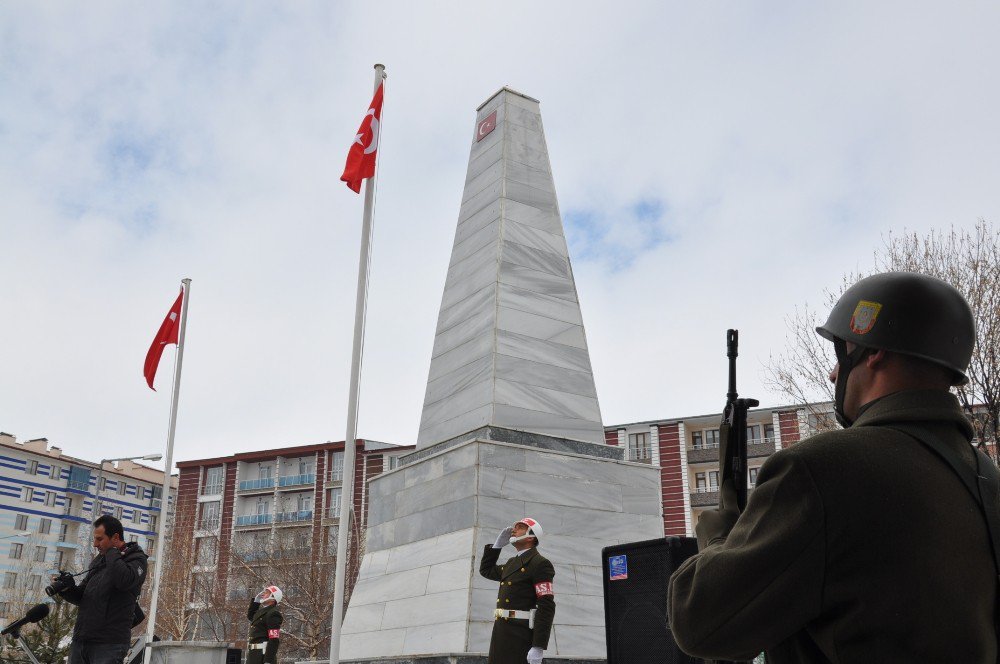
<box><xmin>329</xmin><ymin>63</ymin><xmax>385</xmax><ymax>664</ymax></box>
<box><xmin>143</xmin><ymin>278</ymin><xmax>192</xmax><ymax>664</ymax></box>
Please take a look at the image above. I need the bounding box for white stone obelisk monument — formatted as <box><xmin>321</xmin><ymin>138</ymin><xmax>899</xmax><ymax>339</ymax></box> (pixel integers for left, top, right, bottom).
<box><xmin>338</xmin><ymin>88</ymin><xmax>663</xmax><ymax>663</ymax></box>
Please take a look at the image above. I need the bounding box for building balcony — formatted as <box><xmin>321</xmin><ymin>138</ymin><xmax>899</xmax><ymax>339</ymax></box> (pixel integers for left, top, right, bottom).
<box><xmin>67</xmin><ymin>480</ymin><xmax>90</xmax><ymax>493</ymax></box>
<box><xmin>323</xmin><ymin>505</ymin><xmax>343</xmax><ymax>522</ymax></box>
<box><xmin>328</xmin><ymin>469</ymin><xmax>344</xmax><ymax>485</ymax></box>
<box><xmin>278</xmin><ymin>474</ymin><xmax>315</xmax><ymax>488</ymax></box>
<box><xmin>687</xmin><ymin>437</ymin><xmax>777</xmax><ymax>464</ymax></box>
<box><xmin>198</xmin><ymin>518</ymin><xmax>221</xmax><ymax>531</ymax></box>
<box><xmin>238</xmin><ymin>478</ymin><xmax>276</xmax><ymax>493</ymax></box>
<box><xmin>235</xmin><ymin>514</ymin><xmax>273</xmax><ymax>527</ymax></box>
<box><xmin>275</xmin><ymin>510</ymin><xmax>313</xmax><ymax>524</ymax></box>
<box><xmin>690</xmin><ymin>488</ymin><xmax>719</xmax><ymax>507</ymax></box>
<box><xmin>626</xmin><ymin>449</ymin><xmax>653</xmax><ymax>464</ymax></box>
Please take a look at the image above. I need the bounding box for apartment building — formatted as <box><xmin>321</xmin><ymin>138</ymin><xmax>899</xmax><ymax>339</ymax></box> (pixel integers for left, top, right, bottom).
<box><xmin>0</xmin><ymin>433</ymin><xmax>176</xmax><ymax>618</ymax></box>
<box><xmin>173</xmin><ymin>438</ymin><xmax>412</xmax><ymax>608</ymax></box>
<box><xmin>606</xmin><ymin>403</ymin><xmax>834</xmax><ymax>536</ymax></box>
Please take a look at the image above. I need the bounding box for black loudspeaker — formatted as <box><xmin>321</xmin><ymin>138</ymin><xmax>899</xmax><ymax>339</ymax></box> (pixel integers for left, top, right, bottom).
<box><xmin>226</xmin><ymin>648</ymin><xmax>244</xmax><ymax>664</ymax></box>
<box><xmin>602</xmin><ymin>536</ymin><xmax>700</xmax><ymax>664</ymax></box>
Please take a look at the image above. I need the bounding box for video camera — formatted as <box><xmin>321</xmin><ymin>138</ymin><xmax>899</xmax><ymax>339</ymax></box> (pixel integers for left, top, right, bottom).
<box><xmin>45</xmin><ymin>570</ymin><xmax>84</xmax><ymax>597</ymax></box>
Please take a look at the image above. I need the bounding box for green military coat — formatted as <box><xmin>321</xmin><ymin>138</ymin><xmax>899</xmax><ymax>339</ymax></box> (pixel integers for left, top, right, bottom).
<box><xmin>669</xmin><ymin>390</ymin><xmax>998</xmax><ymax>663</ymax></box>
<box><xmin>480</xmin><ymin>545</ymin><xmax>556</xmax><ymax>664</ymax></box>
<box><xmin>246</xmin><ymin>600</ymin><xmax>283</xmax><ymax>664</ymax></box>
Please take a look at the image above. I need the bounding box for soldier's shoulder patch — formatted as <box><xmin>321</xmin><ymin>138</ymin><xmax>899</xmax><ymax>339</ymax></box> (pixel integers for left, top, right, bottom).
<box><xmin>268</xmin><ymin>628</ymin><xmax>281</xmax><ymax>639</ymax></box>
<box><xmin>534</xmin><ymin>581</ymin><xmax>553</xmax><ymax>597</ymax></box>
<box><xmin>849</xmin><ymin>300</ymin><xmax>882</xmax><ymax>335</ymax></box>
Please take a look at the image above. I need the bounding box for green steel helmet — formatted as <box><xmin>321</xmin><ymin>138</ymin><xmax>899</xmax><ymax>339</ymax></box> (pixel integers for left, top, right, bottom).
<box><xmin>816</xmin><ymin>271</ymin><xmax>975</xmax><ymax>385</ymax></box>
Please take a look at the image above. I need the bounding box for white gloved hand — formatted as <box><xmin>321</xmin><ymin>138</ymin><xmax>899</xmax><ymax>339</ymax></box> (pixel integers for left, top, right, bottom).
<box><xmin>527</xmin><ymin>646</ymin><xmax>543</xmax><ymax>664</ymax></box>
<box><xmin>493</xmin><ymin>527</ymin><xmax>513</xmax><ymax>549</ymax></box>
<box><xmin>254</xmin><ymin>590</ymin><xmax>266</xmax><ymax>602</ymax></box>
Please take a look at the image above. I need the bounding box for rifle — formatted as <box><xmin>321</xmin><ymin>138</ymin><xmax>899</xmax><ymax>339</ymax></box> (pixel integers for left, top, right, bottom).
<box><xmin>721</xmin><ymin>330</ymin><xmax>759</xmax><ymax>512</ymax></box>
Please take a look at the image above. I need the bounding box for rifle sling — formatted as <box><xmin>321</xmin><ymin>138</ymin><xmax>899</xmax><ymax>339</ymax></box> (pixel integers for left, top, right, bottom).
<box><xmin>888</xmin><ymin>424</ymin><xmax>1000</xmax><ymax>581</ymax></box>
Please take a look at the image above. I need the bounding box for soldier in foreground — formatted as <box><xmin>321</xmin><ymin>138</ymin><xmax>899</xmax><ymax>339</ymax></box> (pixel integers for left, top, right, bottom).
<box><xmin>669</xmin><ymin>272</ymin><xmax>998</xmax><ymax>662</ymax></box>
<box><xmin>246</xmin><ymin>585</ymin><xmax>283</xmax><ymax>664</ymax></box>
<box><xmin>480</xmin><ymin>518</ymin><xmax>556</xmax><ymax>664</ymax></box>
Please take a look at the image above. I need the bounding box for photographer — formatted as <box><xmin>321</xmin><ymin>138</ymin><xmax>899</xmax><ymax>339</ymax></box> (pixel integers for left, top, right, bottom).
<box><xmin>53</xmin><ymin>515</ymin><xmax>149</xmax><ymax>664</ymax></box>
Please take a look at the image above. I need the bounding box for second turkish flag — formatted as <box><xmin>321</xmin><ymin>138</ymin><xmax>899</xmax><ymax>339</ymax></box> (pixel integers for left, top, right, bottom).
<box><xmin>340</xmin><ymin>81</ymin><xmax>384</xmax><ymax>193</ymax></box>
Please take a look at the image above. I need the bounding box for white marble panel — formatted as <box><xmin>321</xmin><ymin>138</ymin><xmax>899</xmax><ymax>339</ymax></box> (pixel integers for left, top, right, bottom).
<box><xmin>497</xmin><ymin>330</ymin><xmax>592</xmax><ymax>373</ymax></box>
<box><xmin>477</xmin><ymin>496</ymin><xmax>528</xmax><ymax>536</ymax></box>
<box><xmin>423</xmin><ymin>354</ymin><xmax>493</xmax><ymax>408</ymax></box>
<box><xmin>439</xmin><ymin>266</ymin><xmax>497</xmax><ymax>313</ymax></box>
<box><xmin>368</xmin><ymin>491</ymin><xmax>396</xmax><ymax>527</ymax></box>
<box><xmin>524</xmin><ymin>503</ymin><xmax>665</xmax><ymax>541</ymax></box>
<box><xmin>497</xmin><ymin>307</ymin><xmax>586</xmax><ymax>350</ymax></box>
<box><xmin>425</xmin><ymin>332</ymin><xmax>492</xmax><ymax>382</ymax></box>
<box><xmin>402</xmin><ymin>621</ymin><xmax>468</xmax><ymax>655</ymax></box>
<box><xmin>497</xmin><ymin>469</ymin><xmax>622</xmax><ymax>512</ymax></box>
<box><xmin>494</xmin><ymin>404</ymin><xmax>604</xmax><ymax>445</ymax></box>
<box><xmin>478</xmin><ymin>444</ymin><xmax>527</xmax><ymax>471</ymax></box>
<box><xmin>504</xmin><ymin>180</ymin><xmax>558</xmax><ymax>214</ymax></box>
<box><xmin>348</xmin><ymin>566</ymin><xmax>430</xmax><ymax>607</ymax></box>
<box><xmin>502</xmin><ymin>198</ymin><xmax>563</xmax><ymax>235</ymax></box>
<box><xmin>504</xmin><ymin>219</ymin><xmax>568</xmax><ymax>257</ymax></box>
<box><xmin>495</xmin><ymin>379</ymin><xmax>600</xmax><ymax>422</ymax></box>
<box><xmin>366</xmin><ymin>519</ymin><xmax>396</xmax><ymax>552</ymax></box>
<box><xmin>505</xmin><ymin>159</ymin><xmax>553</xmax><ymax>193</ymax></box>
<box><xmin>382</xmin><ymin>528</ymin><xmax>471</xmax><ymax>575</ymax></box>
<box><xmin>446</xmin><ymin>240</ymin><xmax>498</xmax><ymax>286</ymax></box>
<box><xmin>435</xmin><ymin>283</ymin><xmax>495</xmax><ymax>335</ymax></box>
<box><xmin>426</xmin><ymin>556</ymin><xmax>475</xmax><ymax>594</ymax></box>
<box><xmin>456</xmin><ymin>198</ymin><xmax>500</xmax><ymax>236</ymax></box>
<box><xmin>429</xmin><ymin>307</ymin><xmax>495</xmax><ymax>361</ymax></box>
<box><xmin>459</xmin><ymin>179</ymin><xmax>502</xmax><ymax>220</ymax></box>
<box><xmin>506</xmin><ymin>123</ymin><xmax>547</xmax><ymax>161</ymax></box>
<box><xmin>417</xmin><ymin>404</ymin><xmax>493</xmax><ymax>448</ymax></box>
<box><xmin>570</xmin><ymin>563</ymin><xmax>605</xmax><ymax>596</ymax></box>
<box><xmin>450</xmin><ymin>218</ymin><xmax>499</xmax><ymax>267</ymax></box>
<box><xmin>368</xmin><ymin>466</ymin><xmax>406</xmax><ymax>498</ymax></box>
<box><xmin>504</xmin><ymin>103</ymin><xmax>542</xmax><ymax>132</ymax></box>
<box><xmin>525</xmin><ymin>451</ymin><xmax>660</xmax><ymax>488</ymax></box>
<box><xmin>501</xmin><ymin>241</ymin><xmax>568</xmax><ymax>279</ymax></box>
<box><xmin>463</xmin><ymin>159</ymin><xmax>504</xmax><ymax>203</ymax></box>
<box><xmin>340</xmin><ymin>602</ymin><xmax>385</xmax><ymax>633</ymax></box>
<box><xmin>465</xmin><ymin>140</ymin><xmax>503</xmax><ymax>185</ymax></box>
<box><xmin>498</xmin><ymin>282</ymin><xmax>582</xmax><ymax>326</ymax></box>
<box><xmin>394</xmin><ymin>466</ymin><xmax>479</xmax><ymax>519</ymax></box>
<box><xmin>468</xmin><ymin>619</ymin><xmax>494</xmax><ymax>654</ymax></box>
<box><xmin>420</xmin><ymin>390</ymin><xmax>493</xmax><ymax>445</ymax></box>
<box><xmin>477</xmin><ymin>465</ymin><xmax>507</xmax><ymax>498</ymax></box>
<box><xmin>555</xmin><ymin>592</ymin><xmax>605</xmax><ymax>626</ymax></box>
<box><xmin>493</xmin><ymin>354</ymin><xmax>597</xmax><ymax>399</ymax></box>
<box><xmin>381</xmin><ymin>589</ymin><xmax>469</xmax><ymax>629</ymax></box>
<box><xmin>392</xmin><ymin>497</ymin><xmax>477</xmax><ymax>547</ymax></box>
<box><xmin>357</xmin><ymin>549</ymin><xmax>390</xmax><ymax>579</ymax></box>
<box><xmin>340</xmin><ymin>628</ymin><xmax>406</xmax><ymax>659</ymax></box>
<box><xmin>622</xmin><ymin>482</ymin><xmax>665</xmax><ymax>516</ymax></box>
<box><xmin>551</xmin><ymin>624</ymin><xmax>605</xmax><ymax>658</ymax></box>
<box><xmin>403</xmin><ymin>442</ymin><xmax>478</xmax><ymax>487</ymax></box>
<box><xmin>499</xmin><ymin>261</ymin><xmax>576</xmax><ymax>302</ymax></box>
<box><xmin>506</xmin><ymin>138</ymin><xmax>550</xmax><ymax>174</ymax></box>
<box><xmin>503</xmin><ymin>91</ymin><xmax>541</xmax><ymax>113</ymax></box>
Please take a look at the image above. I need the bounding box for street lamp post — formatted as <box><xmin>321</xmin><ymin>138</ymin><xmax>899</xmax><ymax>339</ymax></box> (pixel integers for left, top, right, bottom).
<box><xmin>92</xmin><ymin>454</ymin><xmax>163</xmax><ymax>519</ymax></box>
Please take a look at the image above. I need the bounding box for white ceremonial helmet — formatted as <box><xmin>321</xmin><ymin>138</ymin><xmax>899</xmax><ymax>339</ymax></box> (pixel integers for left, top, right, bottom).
<box><xmin>262</xmin><ymin>585</ymin><xmax>283</xmax><ymax>604</ymax></box>
<box><xmin>510</xmin><ymin>517</ymin><xmax>543</xmax><ymax>544</ymax></box>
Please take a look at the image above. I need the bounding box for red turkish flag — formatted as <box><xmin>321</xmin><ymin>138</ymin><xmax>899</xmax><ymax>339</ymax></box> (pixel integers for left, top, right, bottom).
<box><xmin>144</xmin><ymin>290</ymin><xmax>183</xmax><ymax>390</ymax></box>
<box><xmin>340</xmin><ymin>81</ymin><xmax>384</xmax><ymax>193</ymax></box>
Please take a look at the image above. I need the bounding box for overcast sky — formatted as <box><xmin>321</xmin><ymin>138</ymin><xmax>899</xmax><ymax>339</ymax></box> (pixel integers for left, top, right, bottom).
<box><xmin>2</xmin><ymin>2</ymin><xmax>998</xmax><ymax>469</ymax></box>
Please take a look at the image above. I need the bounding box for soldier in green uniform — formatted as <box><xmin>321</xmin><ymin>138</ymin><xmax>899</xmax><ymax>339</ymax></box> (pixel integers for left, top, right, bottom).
<box><xmin>480</xmin><ymin>517</ymin><xmax>556</xmax><ymax>664</ymax></box>
<box><xmin>669</xmin><ymin>272</ymin><xmax>998</xmax><ymax>663</ymax></box>
<box><xmin>246</xmin><ymin>585</ymin><xmax>283</xmax><ymax>664</ymax></box>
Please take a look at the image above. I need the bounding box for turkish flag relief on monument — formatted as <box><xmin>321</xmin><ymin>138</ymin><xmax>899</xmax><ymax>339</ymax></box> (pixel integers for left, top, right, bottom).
<box><xmin>144</xmin><ymin>290</ymin><xmax>183</xmax><ymax>390</ymax></box>
<box><xmin>340</xmin><ymin>81</ymin><xmax>384</xmax><ymax>193</ymax></box>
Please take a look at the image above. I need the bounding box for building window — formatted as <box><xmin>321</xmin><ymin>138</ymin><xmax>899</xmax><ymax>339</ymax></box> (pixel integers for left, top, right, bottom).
<box><xmin>45</xmin><ymin>491</ymin><xmax>56</xmax><ymax>507</ymax></box>
<box><xmin>147</xmin><ymin>537</ymin><xmax>155</xmax><ymax>551</ymax></box>
<box><xmin>15</xmin><ymin>515</ymin><xmax>28</xmax><ymax>531</ymax></box>
<box><xmin>386</xmin><ymin>455</ymin><xmax>401</xmax><ymax>471</ymax></box>
<box><xmin>34</xmin><ymin>546</ymin><xmax>46</xmax><ymax>563</ymax></box>
<box><xmin>9</xmin><ymin>544</ymin><xmax>23</xmax><ymax>560</ymax></box>
<box><xmin>328</xmin><ymin>487</ymin><xmax>343</xmax><ymax>516</ymax></box>
<box><xmin>27</xmin><ymin>460</ymin><xmax>37</xmax><ymax>476</ymax></box>
<box><xmin>329</xmin><ymin>452</ymin><xmax>344</xmax><ymax>482</ymax></box>
<box><xmin>132</xmin><ymin>510</ymin><xmax>141</xmax><ymax>524</ymax></box>
<box><xmin>204</xmin><ymin>467</ymin><xmax>224</xmax><ymax>495</ymax></box>
<box><xmin>628</xmin><ymin>432</ymin><xmax>651</xmax><ymax>461</ymax></box>
<box><xmin>39</xmin><ymin>519</ymin><xmax>52</xmax><ymax>535</ymax></box>
<box><xmin>99</xmin><ymin>477</ymin><xmax>108</xmax><ymax>492</ymax></box>
<box><xmin>59</xmin><ymin>524</ymin><xmax>69</xmax><ymax>542</ymax></box>
<box><xmin>695</xmin><ymin>472</ymin><xmax>707</xmax><ymax>491</ymax></box>
<box><xmin>22</xmin><ymin>487</ymin><xmax>34</xmax><ymax>503</ymax></box>
<box><xmin>55</xmin><ymin>551</ymin><xmax>64</xmax><ymax>569</ymax></box>
<box><xmin>705</xmin><ymin>430</ymin><xmax>721</xmax><ymax>448</ymax></box>
<box><xmin>118</xmin><ymin>481</ymin><xmax>127</xmax><ymax>496</ymax></box>
<box><xmin>764</xmin><ymin>423</ymin><xmax>775</xmax><ymax>441</ymax></box>
<box><xmin>298</xmin><ymin>458</ymin><xmax>315</xmax><ymax>476</ymax></box>
<box><xmin>4</xmin><ymin>573</ymin><xmax>17</xmax><ymax>589</ymax></box>
<box><xmin>149</xmin><ymin>515</ymin><xmax>158</xmax><ymax>530</ymax></box>
<box><xmin>199</xmin><ymin>501</ymin><xmax>221</xmax><ymax>530</ymax></box>
<box><xmin>749</xmin><ymin>467</ymin><xmax>760</xmax><ymax>487</ymax></box>
<box><xmin>196</xmin><ymin>538</ymin><xmax>217</xmax><ymax>566</ymax></box>
<box><xmin>259</xmin><ymin>464</ymin><xmax>273</xmax><ymax>479</ymax></box>
<box><xmin>709</xmin><ymin>470</ymin><xmax>719</xmax><ymax>489</ymax></box>
<box><xmin>50</xmin><ymin>465</ymin><xmax>61</xmax><ymax>480</ymax></box>
<box><xmin>746</xmin><ymin>425</ymin><xmax>762</xmax><ymax>443</ymax></box>
<box><xmin>65</xmin><ymin>497</ymin><xmax>73</xmax><ymax>514</ymax></box>
<box><xmin>28</xmin><ymin>575</ymin><xmax>41</xmax><ymax>592</ymax></box>
<box><xmin>129</xmin><ymin>534</ymin><xmax>138</xmax><ymax>543</ymax></box>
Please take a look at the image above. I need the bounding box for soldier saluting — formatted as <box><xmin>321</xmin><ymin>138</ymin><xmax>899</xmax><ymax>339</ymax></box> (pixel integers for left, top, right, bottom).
<box><xmin>480</xmin><ymin>517</ymin><xmax>555</xmax><ymax>664</ymax></box>
<box><xmin>246</xmin><ymin>585</ymin><xmax>283</xmax><ymax>664</ymax></box>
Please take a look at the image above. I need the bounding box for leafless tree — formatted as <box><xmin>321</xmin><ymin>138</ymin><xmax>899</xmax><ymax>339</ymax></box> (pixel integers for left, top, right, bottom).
<box><xmin>764</xmin><ymin>219</ymin><xmax>1000</xmax><ymax>453</ymax></box>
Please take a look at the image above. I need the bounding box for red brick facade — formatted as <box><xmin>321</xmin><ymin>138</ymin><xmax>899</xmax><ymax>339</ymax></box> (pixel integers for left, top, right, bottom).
<box><xmin>657</xmin><ymin>423</ymin><xmax>688</xmax><ymax>536</ymax></box>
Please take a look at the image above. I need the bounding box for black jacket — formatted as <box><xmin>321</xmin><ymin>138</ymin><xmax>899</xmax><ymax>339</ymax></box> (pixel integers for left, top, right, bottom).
<box><xmin>61</xmin><ymin>543</ymin><xmax>149</xmax><ymax>644</ymax></box>
<box><xmin>247</xmin><ymin>600</ymin><xmax>282</xmax><ymax>663</ymax></box>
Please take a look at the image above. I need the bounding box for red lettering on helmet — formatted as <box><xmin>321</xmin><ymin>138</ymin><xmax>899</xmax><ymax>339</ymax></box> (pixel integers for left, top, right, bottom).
<box><xmin>534</xmin><ymin>581</ymin><xmax>553</xmax><ymax>597</ymax></box>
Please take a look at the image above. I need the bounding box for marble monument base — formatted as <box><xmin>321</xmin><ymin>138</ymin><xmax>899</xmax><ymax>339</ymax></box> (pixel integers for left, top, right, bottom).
<box><xmin>338</xmin><ymin>429</ymin><xmax>664</xmax><ymax>661</ymax></box>
<box><xmin>298</xmin><ymin>655</ymin><xmax>605</xmax><ymax>664</ymax></box>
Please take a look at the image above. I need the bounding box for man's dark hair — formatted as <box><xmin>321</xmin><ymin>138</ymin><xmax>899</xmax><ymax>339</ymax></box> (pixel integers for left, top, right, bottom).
<box><xmin>93</xmin><ymin>515</ymin><xmax>125</xmax><ymax>540</ymax></box>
